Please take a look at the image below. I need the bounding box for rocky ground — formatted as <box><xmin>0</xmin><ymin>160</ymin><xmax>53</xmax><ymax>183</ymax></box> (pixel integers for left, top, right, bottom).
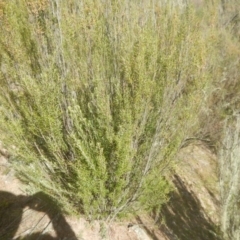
<box><xmin>0</xmin><ymin>142</ymin><xmax>222</xmax><ymax>240</ymax></box>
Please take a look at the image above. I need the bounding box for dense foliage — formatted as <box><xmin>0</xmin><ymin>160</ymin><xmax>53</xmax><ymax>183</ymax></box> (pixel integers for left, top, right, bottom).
<box><xmin>0</xmin><ymin>0</ymin><xmax>239</xmax><ymax>224</ymax></box>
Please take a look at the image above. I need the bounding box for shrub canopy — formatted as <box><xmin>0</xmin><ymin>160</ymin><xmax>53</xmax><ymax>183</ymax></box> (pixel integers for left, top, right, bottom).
<box><xmin>0</xmin><ymin>0</ymin><xmax>224</xmax><ymax>220</ymax></box>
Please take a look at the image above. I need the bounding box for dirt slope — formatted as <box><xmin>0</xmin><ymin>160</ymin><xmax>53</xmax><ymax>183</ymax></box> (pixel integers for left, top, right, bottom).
<box><xmin>157</xmin><ymin>142</ymin><xmax>222</xmax><ymax>240</ymax></box>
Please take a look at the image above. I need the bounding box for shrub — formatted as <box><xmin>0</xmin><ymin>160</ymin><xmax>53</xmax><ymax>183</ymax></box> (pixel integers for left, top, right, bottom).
<box><xmin>0</xmin><ymin>0</ymin><xmax>219</xmax><ymax>220</ymax></box>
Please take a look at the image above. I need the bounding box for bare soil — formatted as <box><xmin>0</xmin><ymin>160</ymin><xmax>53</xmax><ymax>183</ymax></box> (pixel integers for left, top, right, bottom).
<box><xmin>157</xmin><ymin>142</ymin><xmax>222</xmax><ymax>240</ymax></box>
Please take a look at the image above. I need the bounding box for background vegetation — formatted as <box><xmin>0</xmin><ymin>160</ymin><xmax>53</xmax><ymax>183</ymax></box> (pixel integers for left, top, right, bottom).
<box><xmin>199</xmin><ymin>1</ymin><xmax>240</xmax><ymax>239</ymax></box>
<box><xmin>0</xmin><ymin>0</ymin><xmax>239</xmax><ymax>234</ymax></box>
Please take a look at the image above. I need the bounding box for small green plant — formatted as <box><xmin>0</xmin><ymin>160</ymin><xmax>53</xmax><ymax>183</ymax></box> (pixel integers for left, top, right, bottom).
<box><xmin>99</xmin><ymin>221</ymin><xmax>108</xmax><ymax>239</ymax></box>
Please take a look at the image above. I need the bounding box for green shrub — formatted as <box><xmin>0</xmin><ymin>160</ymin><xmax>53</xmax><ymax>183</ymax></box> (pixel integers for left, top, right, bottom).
<box><xmin>0</xmin><ymin>0</ymin><xmax>219</xmax><ymax>220</ymax></box>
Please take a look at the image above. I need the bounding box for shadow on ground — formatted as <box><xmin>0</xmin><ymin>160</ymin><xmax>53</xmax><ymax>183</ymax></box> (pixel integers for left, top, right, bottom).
<box><xmin>0</xmin><ymin>191</ymin><xmax>77</xmax><ymax>240</ymax></box>
<box><xmin>154</xmin><ymin>174</ymin><xmax>222</xmax><ymax>240</ymax></box>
